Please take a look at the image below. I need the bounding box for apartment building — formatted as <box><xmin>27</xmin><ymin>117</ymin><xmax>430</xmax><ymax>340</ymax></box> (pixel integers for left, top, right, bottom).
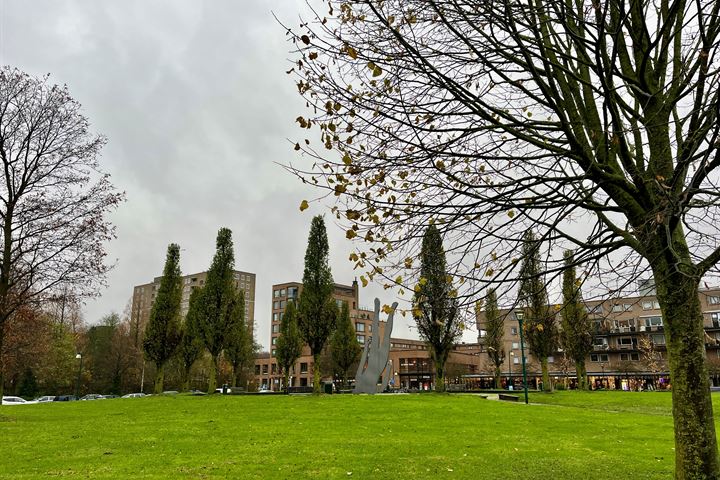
<box><xmin>131</xmin><ymin>270</ymin><xmax>256</xmax><ymax>337</ymax></box>
<box><xmin>475</xmin><ymin>284</ymin><xmax>720</xmax><ymax>390</ymax></box>
<box><xmin>256</xmin><ymin>280</ymin><xmax>483</xmax><ymax>391</ymax></box>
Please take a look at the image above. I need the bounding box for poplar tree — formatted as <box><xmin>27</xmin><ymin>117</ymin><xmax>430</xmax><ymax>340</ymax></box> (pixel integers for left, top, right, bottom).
<box><xmin>483</xmin><ymin>289</ymin><xmax>505</xmax><ymax>389</ymax></box>
<box><xmin>177</xmin><ymin>288</ymin><xmax>204</xmax><ymax>392</ymax></box>
<box><xmin>297</xmin><ymin>215</ymin><xmax>338</xmax><ymax>394</ymax></box>
<box><xmin>330</xmin><ymin>302</ymin><xmax>362</xmax><ymax>389</ymax></box>
<box><xmin>224</xmin><ymin>290</ymin><xmax>255</xmax><ymax>388</ymax></box>
<box><xmin>413</xmin><ymin>224</ymin><xmax>461</xmax><ymax>393</ymax></box>
<box><xmin>518</xmin><ymin>230</ymin><xmax>557</xmax><ymax>392</ymax></box>
<box><xmin>559</xmin><ymin>250</ymin><xmax>594</xmax><ymax>390</ymax></box>
<box><xmin>198</xmin><ymin>228</ymin><xmax>237</xmax><ymax>393</ymax></box>
<box><xmin>143</xmin><ymin>244</ymin><xmax>182</xmax><ymax>394</ymax></box>
<box><xmin>276</xmin><ymin>300</ymin><xmax>303</xmax><ymax>392</ymax></box>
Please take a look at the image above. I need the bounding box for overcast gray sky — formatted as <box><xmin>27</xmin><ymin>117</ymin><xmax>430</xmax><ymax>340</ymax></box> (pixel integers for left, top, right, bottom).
<box><xmin>0</xmin><ymin>1</ymin><xmax>476</xmax><ymax>347</ymax></box>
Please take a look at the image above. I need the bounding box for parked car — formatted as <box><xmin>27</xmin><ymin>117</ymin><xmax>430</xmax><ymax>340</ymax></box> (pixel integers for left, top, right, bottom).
<box><xmin>53</xmin><ymin>395</ymin><xmax>78</xmax><ymax>402</ymax></box>
<box><xmin>121</xmin><ymin>393</ymin><xmax>147</xmax><ymax>399</ymax></box>
<box><xmin>2</xmin><ymin>396</ymin><xmax>32</xmax><ymax>405</ymax></box>
<box><xmin>103</xmin><ymin>395</ymin><xmax>119</xmax><ymax>399</ymax></box>
<box><xmin>80</xmin><ymin>394</ymin><xmax>105</xmax><ymax>401</ymax></box>
<box><xmin>34</xmin><ymin>396</ymin><xmax>56</xmax><ymax>403</ymax></box>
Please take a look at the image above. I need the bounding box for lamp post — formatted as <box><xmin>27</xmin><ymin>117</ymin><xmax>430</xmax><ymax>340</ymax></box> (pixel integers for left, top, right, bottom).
<box><xmin>74</xmin><ymin>353</ymin><xmax>83</xmax><ymax>399</ymax></box>
<box><xmin>509</xmin><ymin>351</ymin><xmax>514</xmax><ymax>390</ymax></box>
<box><xmin>517</xmin><ymin>316</ymin><xmax>529</xmax><ymax>404</ymax></box>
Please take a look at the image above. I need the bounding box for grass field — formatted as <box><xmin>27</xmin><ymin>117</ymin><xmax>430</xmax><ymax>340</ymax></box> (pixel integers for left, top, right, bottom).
<box><xmin>0</xmin><ymin>391</ymin><xmax>704</xmax><ymax>479</ymax></box>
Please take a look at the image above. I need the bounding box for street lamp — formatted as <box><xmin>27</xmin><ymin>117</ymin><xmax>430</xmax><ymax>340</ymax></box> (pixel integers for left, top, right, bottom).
<box><xmin>74</xmin><ymin>353</ymin><xmax>83</xmax><ymax>399</ymax></box>
<box><xmin>517</xmin><ymin>316</ymin><xmax>529</xmax><ymax>404</ymax></box>
<box><xmin>509</xmin><ymin>351</ymin><xmax>515</xmax><ymax>390</ymax></box>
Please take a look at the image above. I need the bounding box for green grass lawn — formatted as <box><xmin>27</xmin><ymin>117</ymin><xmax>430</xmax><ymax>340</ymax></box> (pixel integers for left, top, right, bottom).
<box><xmin>0</xmin><ymin>391</ymin><xmax>703</xmax><ymax>479</ymax></box>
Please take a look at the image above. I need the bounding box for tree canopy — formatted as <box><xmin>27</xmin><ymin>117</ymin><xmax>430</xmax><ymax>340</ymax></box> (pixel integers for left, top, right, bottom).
<box><xmin>298</xmin><ymin>215</ymin><xmax>338</xmax><ymax>394</ymax></box>
<box><xmin>0</xmin><ymin>67</ymin><xmax>123</xmax><ymax>398</ymax></box>
<box><xmin>286</xmin><ymin>1</ymin><xmax>720</xmax><ymax>475</ymax></box>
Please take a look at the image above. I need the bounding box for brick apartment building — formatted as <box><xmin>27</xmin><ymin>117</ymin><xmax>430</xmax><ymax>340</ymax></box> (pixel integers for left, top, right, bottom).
<box><xmin>131</xmin><ymin>270</ymin><xmax>256</xmax><ymax>338</ymax></box>
<box><xmin>255</xmin><ymin>280</ymin><xmax>483</xmax><ymax>391</ymax></box>
<box><xmin>475</xmin><ymin>282</ymin><xmax>720</xmax><ymax>390</ymax></box>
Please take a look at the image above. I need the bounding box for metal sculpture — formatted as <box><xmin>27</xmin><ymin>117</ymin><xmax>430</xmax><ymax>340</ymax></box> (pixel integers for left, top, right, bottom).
<box><xmin>353</xmin><ymin>298</ymin><xmax>396</xmax><ymax>394</ymax></box>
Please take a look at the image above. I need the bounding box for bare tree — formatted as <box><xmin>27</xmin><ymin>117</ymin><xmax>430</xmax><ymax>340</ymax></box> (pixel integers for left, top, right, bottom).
<box><xmin>0</xmin><ymin>67</ymin><xmax>123</xmax><ymax>399</ymax></box>
<box><xmin>285</xmin><ymin>0</ymin><xmax>720</xmax><ymax>476</ymax></box>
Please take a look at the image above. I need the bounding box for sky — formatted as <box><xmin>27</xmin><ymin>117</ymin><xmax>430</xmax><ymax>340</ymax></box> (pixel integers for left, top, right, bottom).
<box><xmin>0</xmin><ymin>0</ymin><xmax>478</xmax><ymax>347</ymax></box>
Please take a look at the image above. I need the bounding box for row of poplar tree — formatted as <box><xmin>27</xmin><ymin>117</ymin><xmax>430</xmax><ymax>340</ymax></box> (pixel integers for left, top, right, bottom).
<box><xmin>142</xmin><ymin>228</ymin><xmax>255</xmax><ymax>394</ymax></box>
<box><xmin>277</xmin><ymin>216</ymin><xmax>464</xmax><ymax>394</ymax></box>
<box><xmin>483</xmin><ymin>230</ymin><xmax>594</xmax><ymax>392</ymax></box>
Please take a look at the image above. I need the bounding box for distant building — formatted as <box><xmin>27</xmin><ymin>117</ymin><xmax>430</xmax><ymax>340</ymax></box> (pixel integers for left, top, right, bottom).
<box><xmin>255</xmin><ymin>280</ymin><xmax>483</xmax><ymax>391</ymax></box>
<box><xmin>475</xmin><ymin>286</ymin><xmax>720</xmax><ymax>390</ymax></box>
<box><xmin>131</xmin><ymin>270</ymin><xmax>256</xmax><ymax>340</ymax></box>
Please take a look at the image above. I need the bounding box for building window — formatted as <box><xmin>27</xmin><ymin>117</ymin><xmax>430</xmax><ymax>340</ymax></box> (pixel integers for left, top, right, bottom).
<box><xmin>254</xmin><ymin>365</ymin><xmax>260</xmax><ymax>375</ymax></box>
<box><xmin>300</xmin><ymin>362</ymin><xmax>308</xmax><ymax>373</ymax></box>
<box><xmin>274</xmin><ymin>290</ymin><xmax>281</xmax><ymax>298</ymax></box>
<box><xmin>642</xmin><ymin>301</ymin><xmax>654</xmax><ymax>310</ymax></box>
<box><xmin>590</xmin><ymin>354</ymin><xmax>609</xmax><ymax>362</ymax></box>
<box><xmin>547</xmin><ymin>356</ymin><xmax>554</xmax><ymax>363</ymax></box>
<box><xmin>512</xmin><ymin>342</ymin><xmax>519</xmax><ymax>350</ymax></box>
<box><xmin>586</xmin><ymin>305</ymin><xmax>603</xmax><ymax>314</ymax></box>
<box><xmin>651</xmin><ymin>334</ymin><xmax>666</xmax><ymax>345</ymax></box>
<box><xmin>513</xmin><ymin>357</ymin><xmax>520</xmax><ymax>364</ymax></box>
<box><xmin>631</xmin><ymin>353</ymin><xmax>640</xmax><ymax>361</ymax></box>
<box><xmin>271</xmin><ymin>364</ymin><xmax>277</xmax><ymax>374</ymax></box>
<box><xmin>510</xmin><ymin>327</ymin><xmax>518</xmax><ymax>335</ymax></box>
<box><xmin>356</xmin><ymin>322</ymin><xmax>365</xmax><ymax>332</ymax></box>
<box><xmin>280</xmin><ymin>289</ymin><xmax>286</xmax><ymax>297</ymax></box>
<box><xmin>272</xmin><ymin>349</ymin><xmax>276</xmax><ymax>356</ymax></box>
<box><xmin>644</xmin><ymin>316</ymin><xmax>663</xmax><ymax>328</ymax></box>
<box><xmin>709</xmin><ymin>296</ymin><xmax>720</xmax><ymax>305</ymax></box>
<box><xmin>712</xmin><ymin>312</ymin><xmax>720</xmax><ymax>327</ymax></box>
<box><xmin>273</xmin><ymin>313</ymin><xmax>279</xmax><ymax>322</ymax></box>
<box><xmin>280</xmin><ymin>300</ymin><xmax>286</xmax><ymax>309</ymax></box>
<box><xmin>272</xmin><ymin>324</ymin><xmax>279</xmax><ymax>333</ymax></box>
<box><xmin>272</xmin><ymin>337</ymin><xmax>277</xmax><ymax>345</ymax></box>
<box><xmin>273</xmin><ymin>301</ymin><xmax>280</xmax><ymax>310</ymax></box>
<box><xmin>618</xmin><ymin>337</ymin><xmax>634</xmax><ymax>348</ymax></box>
<box><xmin>357</xmin><ymin>335</ymin><xmax>365</xmax><ymax>344</ymax></box>
<box><xmin>368</xmin><ymin>324</ymin><xmax>373</xmax><ymax>333</ymax></box>
<box><xmin>262</xmin><ymin>365</ymin><xmax>268</xmax><ymax>374</ymax></box>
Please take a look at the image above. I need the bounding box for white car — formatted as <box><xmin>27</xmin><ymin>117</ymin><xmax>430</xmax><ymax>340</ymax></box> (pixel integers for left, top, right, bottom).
<box><xmin>2</xmin><ymin>396</ymin><xmax>35</xmax><ymax>405</ymax></box>
<box><xmin>121</xmin><ymin>393</ymin><xmax>147</xmax><ymax>399</ymax></box>
<box><xmin>34</xmin><ymin>396</ymin><xmax>56</xmax><ymax>403</ymax></box>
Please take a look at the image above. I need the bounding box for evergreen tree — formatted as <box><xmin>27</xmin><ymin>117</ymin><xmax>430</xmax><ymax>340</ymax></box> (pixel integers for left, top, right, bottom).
<box><xmin>412</xmin><ymin>224</ymin><xmax>461</xmax><ymax>393</ymax></box>
<box><xmin>276</xmin><ymin>300</ymin><xmax>303</xmax><ymax>393</ymax></box>
<box><xmin>559</xmin><ymin>250</ymin><xmax>594</xmax><ymax>390</ymax></box>
<box><xmin>143</xmin><ymin>244</ymin><xmax>182</xmax><ymax>394</ymax></box>
<box><xmin>517</xmin><ymin>230</ymin><xmax>557</xmax><ymax>392</ymax></box>
<box><xmin>197</xmin><ymin>228</ymin><xmax>237</xmax><ymax>393</ymax></box>
<box><xmin>483</xmin><ymin>289</ymin><xmax>505</xmax><ymax>389</ymax></box>
<box><xmin>330</xmin><ymin>302</ymin><xmax>361</xmax><ymax>389</ymax></box>
<box><xmin>177</xmin><ymin>288</ymin><xmax>204</xmax><ymax>392</ymax></box>
<box><xmin>18</xmin><ymin>367</ymin><xmax>38</xmax><ymax>399</ymax></box>
<box><xmin>297</xmin><ymin>215</ymin><xmax>338</xmax><ymax>394</ymax></box>
<box><xmin>224</xmin><ymin>289</ymin><xmax>255</xmax><ymax>388</ymax></box>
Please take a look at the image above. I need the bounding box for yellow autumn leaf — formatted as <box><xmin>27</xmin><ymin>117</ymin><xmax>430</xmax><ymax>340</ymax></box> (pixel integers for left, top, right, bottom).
<box><xmin>382</xmin><ymin>304</ymin><xmax>393</xmax><ymax>314</ymax></box>
<box><xmin>299</xmin><ymin>200</ymin><xmax>309</xmax><ymax>212</ymax></box>
<box><xmin>360</xmin><ymin>276</ymin><xmax>368</xmax><ymax>287</ymax></box>
<box><xmin>346</xmin><ymin>229</ymin><xmax>357</xmax><ymax>239</ymax></box>
<box><xmin>395</xmin><ymin>275</ymin><xmax>402</xmax><ymax>284</ymax></box>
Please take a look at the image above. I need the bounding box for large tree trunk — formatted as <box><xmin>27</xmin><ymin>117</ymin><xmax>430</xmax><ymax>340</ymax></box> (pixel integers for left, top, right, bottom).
<box><xmin>153</xmin><ymin>362</ymin><xmax>164</xmax><ymax>394</ymax></box>
<box><xmin>313</xmin><ymin>353</ymin><xmax>322</xmax><ymax>394</ymax></box>
<box><xmin>656</xmin><ymin>274</ymin><xmax>719</xmax><ymax>479</ymax></box>
<box><xmin>494</xmin><ymin>365</ymin><xmax>502</xmax><ymax>389</ymax></box>
<box><xmin>435</xmin><ymin>362</ymin><xmax>446</xmax><ymax>393</ymax></box>
<box><xmin>284</xmin><ymin>371</ymin><xmax>290</xmax><ymax>393</ymax></box>
<box><xmin>0</xmin><ymin>323</ymin><xmax>4</xmax><ymax>400</ymax></box>
<box><xmin>575</xmin><ymin>361</ymin><xmax>587</xmax><ymax>390</ymax></box>
<box><xmin>540</xmin><ymin>358</ymin><xmax>551</xmax><ymax>392</ymax></box>
<box><xmin>207</xmin><ymin>355</ymin><xmax>219</xmax><ymax>394</ymax></box>
<box><xmin>181</xmin><ymin>366</ymin><xmax>190</xmax><ymax>393</ymax></box>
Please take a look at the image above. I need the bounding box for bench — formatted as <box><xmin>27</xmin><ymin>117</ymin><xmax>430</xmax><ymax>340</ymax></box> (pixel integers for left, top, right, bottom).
<box><xmin>498</xmin><ymin>393</ymin><xmax>519</xmax><ymax>402</ymax></box>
